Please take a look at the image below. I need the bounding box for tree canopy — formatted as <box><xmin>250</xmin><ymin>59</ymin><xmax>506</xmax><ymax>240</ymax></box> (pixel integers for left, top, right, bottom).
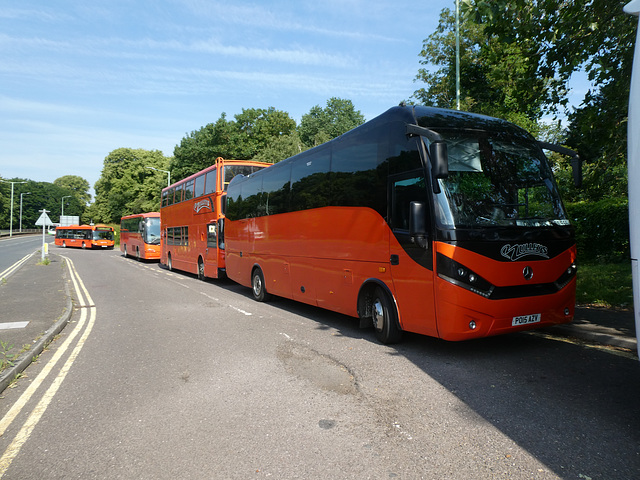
<box><xmin>462</xmin><ymin>0</ymin><xmax>636</xmax><ymax>201</ymax></box>
<box><xmin>53</xmin><ymin>175</ymin><xmax>92</xmax><ymax>206</ymax></box>
<box><xmin>0</xmin><ymin>176</ymin><xmax>85</xmax><ymax>229</ymax></box>
<box><xmin>90</xmin><ymin>148</ymin><xmax>171</xmax><ymax>224</ymax></box>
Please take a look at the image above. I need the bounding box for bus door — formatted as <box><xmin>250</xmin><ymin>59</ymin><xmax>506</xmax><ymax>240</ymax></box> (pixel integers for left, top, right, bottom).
<box><xmin>388</xmin><ymin>171</ymin><xmax>438</xmax><ymax>337</ymax></box>
<box><xmin>205</xmin><ymin>221</ymin><xmax>220</xmax><ymax>277</ymax></box>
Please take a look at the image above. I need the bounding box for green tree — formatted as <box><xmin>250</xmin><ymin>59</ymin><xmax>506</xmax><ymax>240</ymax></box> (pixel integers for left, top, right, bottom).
<box><xmin>0</xmin><ymin>177</ymin><xmax>84</xmax><ymax>229</ymax></box>
<box><xmin>411</xmin><ymin>8</ymin><xmax>550</xmax><ymax>134</ymax></box>
<box><xmin>53</xmin><ymin>175</ymin><xmax>92</xmax><ymax>205</ymax></box>
<box><xmin>297</xmin><ymin>98</ymin><xmax>365</xmax><ymax>147</ymax></box>
<box><xmin>465</xmin><ymin>0</ymin><xmax>636</xmax><ymax>200</ymax></box>
<box><xmin>171</xmin><ymin>108</ymin><xmax>295</xmax><ymax>182</ymax></box>
<box><xmin>92</xmin><ymin>148</ymin><xmax>170</xmax><ymax>223</ymax></box>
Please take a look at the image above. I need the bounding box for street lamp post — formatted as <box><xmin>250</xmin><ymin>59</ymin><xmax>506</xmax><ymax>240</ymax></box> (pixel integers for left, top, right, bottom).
<box><xmin>61</xmin><ymin>195</ymin><xmax>71</xmax><ymax>219</ymax></box>
<box><xmin>20</xmin><ymin>192</ymin><xmax>31</xmax><ymax>232</ymax></box>
<box><xmin>146</xmin><ymin>166</ymin><xmax>171</xmax><ymax>187</ymax></box>
<box><xmin>0</xmin><ymin>179</ymin><xmax>27</xmax><ymax>237</ymax></box>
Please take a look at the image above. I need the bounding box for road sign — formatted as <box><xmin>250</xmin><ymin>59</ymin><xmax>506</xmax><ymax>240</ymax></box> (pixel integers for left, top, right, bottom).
<box><xmin>35</xmin><ymin>211</ymin><xmax>53</xmax><ymax>227</ymax></box>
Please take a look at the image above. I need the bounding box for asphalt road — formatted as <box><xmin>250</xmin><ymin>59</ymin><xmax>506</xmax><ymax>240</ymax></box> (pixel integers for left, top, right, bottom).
<box><xmin>0</xmin><ymin>247</ymin><xmax>639</xmax><ymax>479</ymax></box>
<box><xmin>0</xmin><ymin>235</ymin><xmax>52</xmax><ymax>274</ymax></box>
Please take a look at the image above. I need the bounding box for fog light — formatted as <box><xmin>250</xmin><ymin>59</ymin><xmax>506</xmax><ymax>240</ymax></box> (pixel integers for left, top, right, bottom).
<box><xmin>469</xmin><ymin>321</ymin><xmax>477</xmax><ymax>330</ymax></box>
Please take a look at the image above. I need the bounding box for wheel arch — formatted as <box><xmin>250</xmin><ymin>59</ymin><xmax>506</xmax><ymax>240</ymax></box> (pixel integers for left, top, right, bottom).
<box><xmin>357</xmin><ymin>279</ymin><xmax>401</xmax><ymax>327</ymax></box>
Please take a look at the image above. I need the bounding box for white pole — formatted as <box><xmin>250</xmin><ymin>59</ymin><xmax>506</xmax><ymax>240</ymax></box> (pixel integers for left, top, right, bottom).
<box><xmin>39</xmin><ymin>209</ymin><xmax>49</xmax><ymax>262</ymax></box>
<box><xmin>624</xmin><ymin>0</ymin><xmax>640</xmax><ymax>358</ymax></box>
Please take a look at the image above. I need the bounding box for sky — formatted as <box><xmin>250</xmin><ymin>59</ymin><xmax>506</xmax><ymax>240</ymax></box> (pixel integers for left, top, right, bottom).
<box><xmin>0</xmin><ymin>0</ymin><xmax>589</xmax><ymax>195</ymax></box>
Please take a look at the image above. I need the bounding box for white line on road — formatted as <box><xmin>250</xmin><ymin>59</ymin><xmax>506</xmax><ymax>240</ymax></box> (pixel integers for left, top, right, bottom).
<box><xmin>0</xmin><ymin>322</ymin><xmax>29</xmax><ymax>330</ymax></box>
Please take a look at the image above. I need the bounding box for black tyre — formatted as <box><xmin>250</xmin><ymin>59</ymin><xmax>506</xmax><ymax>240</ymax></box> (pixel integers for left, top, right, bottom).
<box><xmin>167</xmin><ymin>253</ymin><xmax>173</xmax><ymax>271</ymax></box>
<box><xmin>123</xmin><ymin>244</ymin><xmax>128</xmax><ymax>257</ymax></box>
<box><xmin>372</xmin><ymin>286</ymin><xmax>402</xmax><ymax>344</ymax></box>
<box><xmin>136</xmin><ymin>247</ymin><xmax>141</xmax><ymax>261</ymax></box>
<box><xmin>251</xmin><ymin>268</ymin><xmax>271</xmax><ymax>302</ymax></box>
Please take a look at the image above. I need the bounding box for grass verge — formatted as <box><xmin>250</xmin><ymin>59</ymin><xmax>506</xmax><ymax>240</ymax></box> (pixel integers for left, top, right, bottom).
<box><xmin>576</xmin><ymin>261</ymin><xmax>633</xmax><ymax>309</ymax></box>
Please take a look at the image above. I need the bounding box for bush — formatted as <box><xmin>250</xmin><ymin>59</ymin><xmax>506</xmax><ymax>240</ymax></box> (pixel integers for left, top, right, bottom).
<box><xmin>566</xmin><ymin>198</ymin><xmax>630</xmax><ymax>262</ymax></box>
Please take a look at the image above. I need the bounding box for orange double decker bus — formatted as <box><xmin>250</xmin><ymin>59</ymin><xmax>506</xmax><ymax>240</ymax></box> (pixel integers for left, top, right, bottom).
<box><xmin>54</xmin><ymin>224</ymin><xmax>115</xmax><ymax>249</ymax></box>
<box><xmin>160</xmin><ymin>158</ymin><xmax>269</xmax><ymax>279</ymax></box>
<box><xmin>225</xmin><ymin>105</ymin><xmax>581</xmax><ymax>343</ymax></box>
<box><xmin>120</xmin><ymin>212</ymin><xmax>161</xmax><ymax>260</ymax></box>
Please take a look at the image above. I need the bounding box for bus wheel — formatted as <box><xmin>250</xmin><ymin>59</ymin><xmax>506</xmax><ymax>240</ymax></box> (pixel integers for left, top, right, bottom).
<box><xmin>61</xmin><ymin>241</ymin><xmax>66</xmax><ymax>248</ymax></box>
<box><xmin>81</xmin><ymin>242</ymin><xmax>86</xmax><ymax>249</ymax></box>
<box><xmin>123</xmin><ymin>245</ymin><xmax>128</xmax><ymax>257</ymax></box>
<box><xmin>197</xmin><ymin>258</ymin><xmax>205</xmax><ymax>281</ymax></box>
<box><xmin>167</xmin><ymin>253</ymin><xmax>173</xmax><ymax>271</ymax></box>
<box><xmin>136</xmin><ymin>247</ymin><xmax>140</xmax><ymax>261</ymax></box>
<box><xmin>252</xmin><ymin>268</ymin><xmax>271</xmax><ymax>302</ymax></box>
<box><xmin>372</xmin><ymin>287</ymin><xmax>402</xmax><ymax>344</ymax></box>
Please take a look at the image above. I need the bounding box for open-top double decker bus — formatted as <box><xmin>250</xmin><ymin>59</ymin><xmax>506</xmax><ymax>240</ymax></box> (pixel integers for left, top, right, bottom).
<box><xmin>120</xmin><ymin>212</ymin><xmax>161</xmax><ymax>260</ymax></box>
<box><xmin>224</xmin><ymin>105</ymin><xmax>581</xmax><ymax>343</ymax></box>
<box><xmin>54</xmin><ymin>224</ymin><xmax>115</xmax><ymax>249</ymax></box>
<box><xmin>160</xmin><ymin>158</ymin><xmax>269</xmax><ymax>279</ymax></box>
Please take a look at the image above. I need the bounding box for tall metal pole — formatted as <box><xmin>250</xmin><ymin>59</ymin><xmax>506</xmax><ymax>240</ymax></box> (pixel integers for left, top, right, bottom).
<box><xmin>624</xmin><ymin>0</ymin><xmax>640</xmax><ymax>358</ymax></box>
<box><xmin>20</xmin><ymin>192</ymin><xmax>31</xmax><ymax>232</ymax></box>
<box><xmin>146</xmin><ymin>166</ymin><xmax>171</xmax><ymax>187</ymax></box>
<box><xmin>61</xmin><ymin>195</ymin><xmax>71</xmax><ymax>220</ymax></box>
<box><xmin>455</xmin><ymin>0</ymin><xmax>461</xmax><ymax>110</ymax></box>
<box><xmin>0</xmin><ymin>179</ymin><xmax>27</xmax><ymax>237</ymax></box>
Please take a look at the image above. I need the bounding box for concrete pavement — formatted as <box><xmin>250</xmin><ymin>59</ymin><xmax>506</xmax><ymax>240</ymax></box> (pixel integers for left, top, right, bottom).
<box><xmin>0</xmin><ymin>250</ymin><xmax>636</xmax><ymax>393</ymax></box>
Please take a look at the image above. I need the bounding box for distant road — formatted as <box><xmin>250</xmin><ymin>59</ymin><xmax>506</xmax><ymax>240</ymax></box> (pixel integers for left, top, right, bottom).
<box><xmin>0</xmin><ymin>234</ymin><xmax>53</xmax><ymax>274</ymax></box>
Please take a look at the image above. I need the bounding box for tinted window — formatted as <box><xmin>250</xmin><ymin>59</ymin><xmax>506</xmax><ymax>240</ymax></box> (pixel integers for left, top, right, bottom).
<box><xmin>261</xmin><ymin>163</ymin><xmax>291</xmax><ymax>215</ymax></box>
<box><xmin>290</xmin><ymin>146</ymin><xmax>331</xmax><ymax>211</ymax></box>
<box><xmin>330</xmin><ymin>125</ymin><xmax>388</xmax><ymax>216</ymax></box>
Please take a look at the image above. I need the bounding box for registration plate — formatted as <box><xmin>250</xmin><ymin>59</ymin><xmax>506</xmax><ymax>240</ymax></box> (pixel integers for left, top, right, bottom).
<box><xmin>512</xmin><ymin>313</ymin><xmax>541</xmax><ymax>326</ymax></box>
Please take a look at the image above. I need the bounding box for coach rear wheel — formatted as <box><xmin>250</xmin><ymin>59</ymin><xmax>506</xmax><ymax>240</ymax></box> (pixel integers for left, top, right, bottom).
<box><xmin>61</xmin><ymin>241</ymin><xmax>66</xmax><ymax>248</ymax></box>
<box><xmin>81</xmin><ymin>242</ymin><xmax>87</xmax><ymax>249</ymax></box>
<box><xmin>123</xmin><ymin>244</ymin><xmax>128</xmax><ymax>257</ymax></box>
<box><xmin>167</xmin><ymin>253</ymin><xmax>173</xmax><ymax>271</ymax></box>
<box><xmin>251</xmin><ymin>268</ymin><xmax>271</xmax><ymax>302</ymax></box>
<box><xmin>371</xmin><ymin>287</ymin><xmax>402</xmax><ymax>344</ymax></box>
<box><xmin>136</xmin><ymin>247</ymin><xmax>141</xmax><ymax>261</ymax></box>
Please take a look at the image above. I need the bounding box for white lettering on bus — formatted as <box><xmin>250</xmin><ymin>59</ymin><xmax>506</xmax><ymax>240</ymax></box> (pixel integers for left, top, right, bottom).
<box><xmin>194</xmin><ymin>198</ymin><xmax>211</xmax><ymax>213</ymax></box>
<box><xmin>500</xmin><ymin>243</ymin><xmax>549</xmax><ymax>261</ymax></box>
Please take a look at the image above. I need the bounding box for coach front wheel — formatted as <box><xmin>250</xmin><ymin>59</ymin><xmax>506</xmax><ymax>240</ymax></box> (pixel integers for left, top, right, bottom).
<box><xmin>372</xmin><ymin>287</ymin><xmax>402</xmax><ymax>344</ymax></box>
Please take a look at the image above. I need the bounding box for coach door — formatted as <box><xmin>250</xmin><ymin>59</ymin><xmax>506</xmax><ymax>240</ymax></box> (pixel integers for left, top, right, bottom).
<box><xmin>388</xmin><ymin>171</ymin><xmax>438</xmax><ymax>337</ymax></box>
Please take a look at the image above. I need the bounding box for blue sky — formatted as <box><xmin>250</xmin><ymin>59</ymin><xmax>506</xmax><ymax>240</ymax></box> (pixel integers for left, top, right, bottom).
<box><xmin>0</xmin><ymin>1</ymin><xmax>588</xmax><ymax>194</ymax></box>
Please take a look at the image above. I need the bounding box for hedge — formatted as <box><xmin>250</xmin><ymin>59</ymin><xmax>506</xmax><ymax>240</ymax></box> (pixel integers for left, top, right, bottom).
<box><xmin>565</xmin><ymin>198</ymin><xmax>630</xmax><ymax>262</ymax></box>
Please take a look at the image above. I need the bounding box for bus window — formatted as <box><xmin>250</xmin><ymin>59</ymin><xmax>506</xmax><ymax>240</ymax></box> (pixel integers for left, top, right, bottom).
<box><xmin>194</xmin><ymin>174</ymin><xmax>205</xmax><ymax>198</ymax></box>
<box><xmin>205</xmin><ymin>170</ymin><xmax>218</xmax><ymax>195</ymax></box>
<box><xmin>184</xmin><ymin>180</ymin><xmax>194</xmax><ymax>201</ymax></box>
<box><xmin>290</xmin><ymin>147</ymin><xmax>331</xmax><ymax>211</ymax></box>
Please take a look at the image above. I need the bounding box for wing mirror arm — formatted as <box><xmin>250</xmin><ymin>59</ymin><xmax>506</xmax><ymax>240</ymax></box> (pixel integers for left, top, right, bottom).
<box><xmin>538</xmin><ymin>141</ymin><xmax>582</xmax><ymax>188</ymax></box>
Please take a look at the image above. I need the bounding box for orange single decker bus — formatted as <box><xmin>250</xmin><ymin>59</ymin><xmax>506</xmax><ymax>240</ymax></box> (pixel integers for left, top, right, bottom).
<box><xmin>160</xmin><ymin>158</ymin><xmax>269</xmax><ymax>279</ymax></box>
<box><xmin>120</xmin><ymin>212</ymin><xmax>161</xmax><ymax>260</ymax></box>
<box><xmin>54</xmin><ymin>224</ymin><xmax>115</xmax><ymax>249</ymax></box>
<box><xmin>225</xmin><ymin>105</ymin><xmax>582</xmax><ymax>343</ymax></box>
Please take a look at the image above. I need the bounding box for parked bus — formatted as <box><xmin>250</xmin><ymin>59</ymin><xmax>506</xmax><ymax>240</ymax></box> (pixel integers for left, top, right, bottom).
<box><xmin>225</xmin><ymin>105</ymin><xmax>582</xmax><ymax>343</ymax></box>
<box><xmin>54</xmin><ymin>224</ymin><xmax>115</xmax><ymax>249</ymax></box>
<box><xmin>160</xmin><ymin>158</ymin><xmax>269</xmax><ymax>279</ymax></box>
<box><xmin>120</xmin><ymin>212</ymin><xmax>161</xmax><ymax>260</ymax></box>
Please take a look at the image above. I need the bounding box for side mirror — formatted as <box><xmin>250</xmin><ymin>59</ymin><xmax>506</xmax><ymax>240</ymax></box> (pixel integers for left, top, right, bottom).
<box><xmin>430</xmin><ymin>141</ymin><xmax>448</xmax><ymax>179</ymax></box>
<box><xmin>409</xmin><ymin>201</ymin><xmax>429</xmax><ymax>248</ymax></box>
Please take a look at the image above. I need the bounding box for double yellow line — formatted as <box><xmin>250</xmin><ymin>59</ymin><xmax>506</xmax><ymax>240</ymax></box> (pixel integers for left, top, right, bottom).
<box><xmin>0</xmin><ymin>256</ymin><xmax>96</xmax><ymax>477</ymax></box>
